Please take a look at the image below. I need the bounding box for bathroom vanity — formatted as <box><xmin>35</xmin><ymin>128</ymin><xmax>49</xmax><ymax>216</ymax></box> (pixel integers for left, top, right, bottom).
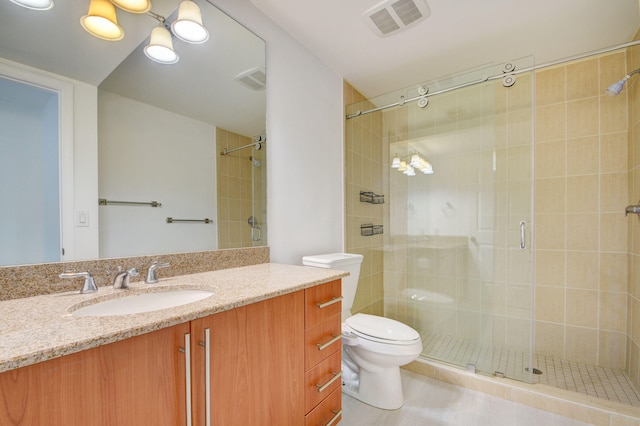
<box><xmin>0</xmin><ymin>264</ymin><xmax>345</xmax><ymax>426</ymax></box>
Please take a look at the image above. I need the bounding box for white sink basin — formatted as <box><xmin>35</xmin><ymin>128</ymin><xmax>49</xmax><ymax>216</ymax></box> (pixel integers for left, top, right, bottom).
<box><xmin>71</xmin><ymin>289</ymin><xmax>214</xmax><ymax>317</ymax></box>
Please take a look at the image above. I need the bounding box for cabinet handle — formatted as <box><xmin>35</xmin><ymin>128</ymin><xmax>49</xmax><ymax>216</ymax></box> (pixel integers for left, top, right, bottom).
<box><xmin>326</xmin><ymin>409</ymin><xmax>343</xmax><ymax>426</ymax></box>
<box><xmin>317</xmin><ymin>334</ymin><xmax>342</xmax><ymax>351</ymax></box>
<box><xmin>183</xmin><ymin>333</ymin><xmax>192</xmax><ymax>426</ymax></box>
<box><xmin>204</xmin><ymin>328</ymin><xmax>211</xmax><ymax>426</ymax></box>
<box><xmin>317</xmin><ymin>296</ymin><xmax>343</xmax><ymax>309</ymax></box>
<box><xmin>316</xmin><ymin>371</ymin><xmax>342</xmax><ymax>393</ymax></box>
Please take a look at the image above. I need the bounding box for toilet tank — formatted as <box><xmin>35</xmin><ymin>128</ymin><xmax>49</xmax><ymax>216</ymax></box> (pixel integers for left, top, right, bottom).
<box><xmin>302</xmin><ymin>253</ymin><xmax>363</xmax><ymax>312</ymax></box>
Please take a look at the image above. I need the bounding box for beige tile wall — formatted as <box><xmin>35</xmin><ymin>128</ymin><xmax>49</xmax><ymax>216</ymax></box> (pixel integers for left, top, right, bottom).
<box><xmin>345</xmin><ymin>50</ymin><xmax>633</xmax><ymax>376</ymax></box>
<box><xmin>344</xmin><ymin>81</ymin><xmax>385</xmax><ymax>316</ymax></box>
<box><xmin>627</xmin><ymin>40</ymin><xmax>640</xmax><ymax>389</ymax></box>
<box><xmin>534</xmin><ymin>52</ymin><xmax>629</xmax><ymax>370</ymax></box>
<box><xmin>216</xmin><ymin>128</ymin><xmax>264</xmax><ymax>249</ymax></box>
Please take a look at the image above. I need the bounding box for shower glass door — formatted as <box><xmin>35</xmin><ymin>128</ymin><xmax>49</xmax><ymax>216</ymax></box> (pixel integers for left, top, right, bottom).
<box><xmin>250</xmin><ymin>139</ymin><xmax>267</xmax><ymax>246</ymax></box>
<box><xmin>377</xmin><ymin>61</ymin><xmax>535</xmax><ymax>382</ymax></box>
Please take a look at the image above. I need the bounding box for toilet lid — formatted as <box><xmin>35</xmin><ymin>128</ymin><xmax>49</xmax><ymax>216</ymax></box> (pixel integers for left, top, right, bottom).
<box><xmin>345</xmin><ymin>313</ymin><xmax>420</xmax><ymax>342</ymax></box>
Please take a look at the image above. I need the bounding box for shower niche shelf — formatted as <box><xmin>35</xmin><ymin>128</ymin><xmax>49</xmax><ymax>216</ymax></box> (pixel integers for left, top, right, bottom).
<box><xmin>361</xmin><ymin>223</ymin><xmax>383</xmax><ymax>236</ymax></box>
<box><xmin>360</xmin><ymin>191</ymin><xmax>384</xmax><ymax>204</ymax></box>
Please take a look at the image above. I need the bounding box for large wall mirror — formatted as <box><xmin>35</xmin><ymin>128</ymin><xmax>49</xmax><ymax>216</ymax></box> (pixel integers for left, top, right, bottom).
<box><xmin>0</xmin><ymin>0</ymin><xmax>266</xmax><ymax>266</ymax></box>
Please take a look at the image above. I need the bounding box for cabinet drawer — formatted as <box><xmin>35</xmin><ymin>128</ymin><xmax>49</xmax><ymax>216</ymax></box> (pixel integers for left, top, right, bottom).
<box><xmin>305</xmin><ymin>314</ymin><xmax>341</xmax><ymax>370</ymax></box>
<box><xmin>305</xmin><ymin>387</ymin><xmax>342</xmax><ymax>426</ymax></box>
<box><xmin>305</xmin><ymin>280</ymin><xmax>342</xmax><ymax>328</ymax></box>
<box><xmin>305</xmin><ymin>350</ymin><xmax>342</xmax><ymax>414</ymax></box>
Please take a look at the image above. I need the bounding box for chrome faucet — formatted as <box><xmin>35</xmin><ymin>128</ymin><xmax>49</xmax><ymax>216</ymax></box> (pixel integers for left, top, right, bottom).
<box><xmin>59</xmin><ymin>271</ymin><xmax>98</xmax><ymax>294</ymax></box>
<box><xmin>113</xmin><ymin>267</ymin><xmax>139</xmax><ymax>290</ymax></box>
<box><xmin>146</xmin><ymin>261</ymin><xmax>170</xmax><ymax>284</ymax></box>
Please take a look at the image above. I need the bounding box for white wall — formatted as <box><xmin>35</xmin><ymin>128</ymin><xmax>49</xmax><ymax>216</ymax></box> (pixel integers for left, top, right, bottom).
<box><xmin>213</xmin><ymin>0</ymin><xmax>346</xmax><ymax>265</ymax></box>
<box><xmin>72</xmin><ymin>80</ymin><xmax>99</xmax><ymax>261</ymax></box>
<box><xmin>98</xmin><ymin>91</ymin><xmax>217</xmax><ymax>258</ymax></box>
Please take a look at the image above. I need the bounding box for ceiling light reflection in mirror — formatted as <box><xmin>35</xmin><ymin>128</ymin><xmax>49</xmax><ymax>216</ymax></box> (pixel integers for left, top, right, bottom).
<box><xmin>12</xmin><ymin>0</ymin><xmax>208</xmax><ymax>64</ymax></box>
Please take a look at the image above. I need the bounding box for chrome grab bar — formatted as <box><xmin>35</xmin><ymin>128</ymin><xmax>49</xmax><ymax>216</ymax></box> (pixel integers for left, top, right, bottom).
<box><xmin>166</xmin><ymin>217</ymin><xmax>213</xmax><ymax>224</ymax></box>
<box><xmin>520</xmin><ymin>221</ymin><xmax>526</xmax><ymax>250</ymax></box>
<box><xmin>316</xmin><ymin>371</ymin><xmax>342</xmax><ymax>393</ymax></box>
<box><xmin>99</xmin><ymin>198</ymin><xmax>161</xmax><ymax>207</ymax></box>
<box><xmin>317</xmin><ymin>296</ymin><xmax>343</xmax><ymax>309</ymax></box>
<box><xmin>317</xmin><ymin>334</ymin><xmax>342</xmax><ymax>351</ymax></box>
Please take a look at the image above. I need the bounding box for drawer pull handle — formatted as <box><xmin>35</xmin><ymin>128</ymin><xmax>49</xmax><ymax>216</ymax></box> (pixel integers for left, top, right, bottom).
<box><xmin>317</xmin><ymin>334</ymin><xmax>342</xmax><ymax>351</ymax></box>
<box><xmin>326</xmin><ymin>409</ymin><xmax>343</xmax><ymax>426</ymax></box>
<box><xmin>317</xmin><ymin>296</ymin><xmax>343</xmax><ymax>309</ymax></box>
<box><xmin>316</xmin><ymin>371</ymin><xmax>342</xmax><ymax>393</ymax></box>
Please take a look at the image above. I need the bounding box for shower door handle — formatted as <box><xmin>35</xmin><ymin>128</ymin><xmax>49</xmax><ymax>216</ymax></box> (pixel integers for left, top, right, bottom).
<box><xmin>520</xmin><ymin>221</ymin><xmax>526</xmax><ymax>250</ymax></box>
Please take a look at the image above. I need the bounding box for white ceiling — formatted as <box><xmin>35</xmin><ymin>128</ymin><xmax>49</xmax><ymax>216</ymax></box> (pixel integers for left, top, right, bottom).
<box><xmin>249</xmin><ymin>0</ymin><xmax>640</xmax><ymax>99</ymax></box>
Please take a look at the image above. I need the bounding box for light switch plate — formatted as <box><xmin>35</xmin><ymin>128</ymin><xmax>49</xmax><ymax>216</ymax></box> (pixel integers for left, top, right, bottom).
<box><xmin>75</xmin><ymin>210</ymin><xmax>89</xmax><ymax>227</ymax></box>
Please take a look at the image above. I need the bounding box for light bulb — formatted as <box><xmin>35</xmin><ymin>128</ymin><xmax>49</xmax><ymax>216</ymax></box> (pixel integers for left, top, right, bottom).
<box><xmin>144</xmin><ymin>25</ymin><xmax>179</xmax><ymax>64</ymax></box>
<box><xmin>9</xmin><ymin>0</ymin><xmax>53</xmax><ymax>10</ymax></box>
<box><xmin>110</xmin><ymin>0</ymin><xmax>150</xmax><ymax>13</ymax></box>
<box><xmin>171</xmin><ymin>0</ymin><xmax>209</xmax><ymax>44</ymax></box>
<box><xmin>80</xmin><ymin>0</ymin><xmax>124</xmax><ymax>41</ymax></box>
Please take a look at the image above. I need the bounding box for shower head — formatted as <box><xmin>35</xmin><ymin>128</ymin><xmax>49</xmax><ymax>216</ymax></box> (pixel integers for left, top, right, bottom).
<box><xmin>606</xmin><ymin>77</ymin><xmax>629</xmax><ymax>96</ymax></box>
<box><xmin>249</xmin><ymin>156</ymin><xmax>261</xmax><ymax>167</ymax></box>
<box><xmin>606</xmin><ymin>67</ymin><xmax>640</xmax><ymax>95</ymax></box>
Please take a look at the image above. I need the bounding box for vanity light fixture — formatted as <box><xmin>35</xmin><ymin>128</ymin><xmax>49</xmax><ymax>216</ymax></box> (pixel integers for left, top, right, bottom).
<box><xmin>78</xmin><ymin>0</ymin><xmax>209</xmax><ymax>65</ymax></box>
<box><xmin>9</xmin><ymin>0</ymin><xmax>54</xmax><ymax>11</ymax></box>
<box><xmin>144</xmin><ymin>24</ymin><xmax>179</xmax><ymax>64</ymax></box>
<box><xmin>80</xmin><ymin>0</ymin><xmax>125</xmax><ymax>41</ymax></box>
<box><xmin>171</xmin><ymin>0</ymin><xmax>209</xmax><ymax>43</ymax></box>
<box><xmin>110</xmin><ymin>0</ymin><xmax>150</xmax><ymax>14</ymax></box>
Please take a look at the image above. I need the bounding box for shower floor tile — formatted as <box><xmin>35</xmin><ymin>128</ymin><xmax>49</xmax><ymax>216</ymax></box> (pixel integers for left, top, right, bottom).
<box><xmin>422</xmin><ymin>332</ymin><xmax>640</xmax><ymax>408</ymax></box>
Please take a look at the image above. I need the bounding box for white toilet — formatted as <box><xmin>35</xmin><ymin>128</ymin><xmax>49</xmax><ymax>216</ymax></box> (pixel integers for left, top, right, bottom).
<box><xmin>302</xmin><ymin>253</ymin><xmax>423</xmax><ymax>410</ymax></box>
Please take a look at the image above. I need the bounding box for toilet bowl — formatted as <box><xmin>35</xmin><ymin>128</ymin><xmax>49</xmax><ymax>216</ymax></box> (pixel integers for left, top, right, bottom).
<box><xmin>302</xmin><ymin>253</ymin><xmax>423</xmax><ymax>410</ymax></box>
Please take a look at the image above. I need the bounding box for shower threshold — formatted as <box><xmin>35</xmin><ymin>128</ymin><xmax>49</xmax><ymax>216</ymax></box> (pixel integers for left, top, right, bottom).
<box><xmin>422</xmin><ymin>332</ymin><xmax>640</xmax><ymax>408</ymax></box>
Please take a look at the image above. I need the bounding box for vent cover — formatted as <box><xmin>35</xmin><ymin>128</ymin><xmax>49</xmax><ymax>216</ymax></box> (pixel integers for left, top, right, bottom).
<box><xmin>234</xmin><ymin>67</ymin><xmax>266</xmax><ymax>91</ymax></box>
<box><xmin>363</xmin><ymin>0</ymin><xmax>430</xmax><ymax>37</ymax></box>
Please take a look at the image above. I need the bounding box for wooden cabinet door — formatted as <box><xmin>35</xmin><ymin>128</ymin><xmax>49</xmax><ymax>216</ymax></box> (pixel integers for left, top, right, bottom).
<box><xmin>191</xmin><ymin>291</ymin><xmax>305</xmax><ymax>426</ymax></box>
<box><xmin>0</xmin><ymin>323</ymin><xmax>190</xmax><ymax>426</ymax></box>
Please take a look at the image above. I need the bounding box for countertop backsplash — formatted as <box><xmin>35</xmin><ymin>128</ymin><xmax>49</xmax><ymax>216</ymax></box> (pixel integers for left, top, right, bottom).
<box><xmin>0</xmin><ymin>246</ymin><xmax>270</xmax><ymax>301</ymax></box>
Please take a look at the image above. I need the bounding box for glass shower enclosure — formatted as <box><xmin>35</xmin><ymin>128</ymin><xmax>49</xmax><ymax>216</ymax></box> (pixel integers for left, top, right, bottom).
<box><xmin>348</xmin><ymin>60</ymin><xmax>536</xmax><ymax>382</ymax></box>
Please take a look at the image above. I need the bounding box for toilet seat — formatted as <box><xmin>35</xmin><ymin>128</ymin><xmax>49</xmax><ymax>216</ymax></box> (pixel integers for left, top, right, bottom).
<box><xmin>344</xmin><ymin>313</ymin><xmax>420</xmax><ymax>346</ymax></box>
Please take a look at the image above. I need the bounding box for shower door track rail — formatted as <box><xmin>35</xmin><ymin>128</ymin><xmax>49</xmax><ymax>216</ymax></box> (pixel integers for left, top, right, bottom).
<box><xmin>346</xmin><ymin>39</ymin><xmax>640</xmax><ymax>119</ymax></box>
<box><xmin>219</xmin><ymin>135</ymin><xmax>266</xmax><ymax>156</ymax></box>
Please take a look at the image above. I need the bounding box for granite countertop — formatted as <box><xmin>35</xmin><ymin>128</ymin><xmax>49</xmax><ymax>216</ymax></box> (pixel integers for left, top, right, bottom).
<box><xmin>0</xmin><ymin>263</ymin><xmax>347</xmax><ymax>373</ymax></box>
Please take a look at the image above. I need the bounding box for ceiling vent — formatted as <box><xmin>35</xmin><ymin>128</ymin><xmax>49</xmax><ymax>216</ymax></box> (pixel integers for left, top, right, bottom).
<box><xmin>363</xmin><ymin>0</ymin><xmax>430</xmax><ymax>37</ymax></box>
<box><xmin>234</xmin><ymin>67</ymin><xmax>266</xmax><ymax>91</ymax></box>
